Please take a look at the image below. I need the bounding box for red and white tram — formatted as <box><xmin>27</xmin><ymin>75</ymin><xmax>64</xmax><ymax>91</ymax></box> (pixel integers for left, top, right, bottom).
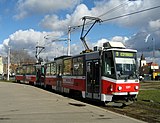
<box><xmin>15</xmin><ymin>64</ymin><xmax>36</xmax><ymax>84</ymax></box>
<box><xmin>15</xmin><ymin>63</ymin><xmax>45</xmax><ymax>85</ymax></box>
<box><xmin>16</xmin><ymin>41</ymin><xmax>139</xmax><ymax>104</ymax></box>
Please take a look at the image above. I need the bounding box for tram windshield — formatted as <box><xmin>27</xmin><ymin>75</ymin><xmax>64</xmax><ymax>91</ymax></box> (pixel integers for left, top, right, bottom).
<box><xmin>115</xmin><ymin>57</ymin><xmax>137</xmax><ymax>79</ymax></box>
<box><xmin>115</xmin><ymin>51</ymin><xmax>137</xmax><ymax>80</ymax></box>
<box><xmin>103</xmin><ymin>51</ymin><xmax>116</xmax><ymax>79</ymax></box>
<box><xmin>103</xmin><ymin>51</ymin><xmax>138</xmax><ymax>80</ymax></box>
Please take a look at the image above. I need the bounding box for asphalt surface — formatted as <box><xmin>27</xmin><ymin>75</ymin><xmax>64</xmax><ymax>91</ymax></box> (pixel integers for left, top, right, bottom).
<box><xmin>0</xmin><ymin>82</ymin><xmax>146</xmax><ymax>123</ymax></box>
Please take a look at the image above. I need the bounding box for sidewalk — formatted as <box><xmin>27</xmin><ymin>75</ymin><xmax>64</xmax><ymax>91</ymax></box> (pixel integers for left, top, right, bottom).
<box><xmin>0</xmin><ymin>82</ymin><xmax>146</xmax><ymax>123</ymax></box>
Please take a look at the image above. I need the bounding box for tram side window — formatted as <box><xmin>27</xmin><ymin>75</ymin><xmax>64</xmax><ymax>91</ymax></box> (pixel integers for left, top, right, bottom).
<box><xmin>46</xmin><ymin>63</ymin><xmax>51</xmax><ymax>75</ymax></box>
<box><xmin>103</xmin><ymin>52</ymin><xmax>116</xmax><ymax>79</ymax></box>
<box><xmin>30</xmin><ymin>66</ymin><xmax>36</xmax><ymax>75</ymax></box>
<box><xmin>22</xmin><ymin>68</ymin><xmax>25</xmax><ymax>74</ymax></box>
<box><xmin>16</xmin><ymin>67</ymin><xmax>22</xmax><ymax>75</ymax></box>
<box><xmin>63</xmin><ymin>58</ymin><xmax>72</xmax><ymax>75</ymax></box>
<box><xmin>26</xmin><ymin>66</ymin><xmax>30</xmax><ymax>75</ymax></box>
<box><xmin>22</xmin><ymin>66</ymin><xmax>27</xmax><ymax>75</ymax></box>
<box><xmin>41</xmin><ymin>66</ymin><xmax>45</xmax><ymax>75</ymax></box>
<box><xmin>51</xmin><ymin>62</ymin><xmax>56</xmax><ymax>75</ymax></box>
<box><xmin>16</xmin><ymin>68</ymin><xmax>18</xmax><ymax>75</ymax></box>
<box><xmin>73</xmin><ymin>56</ymin><xmax>84</xmax><ymax>76</ymax></box>
<box><xmin>56</xmin><ymin>64</ymin><xmax>62</xmax><ymax>76</ymax></box>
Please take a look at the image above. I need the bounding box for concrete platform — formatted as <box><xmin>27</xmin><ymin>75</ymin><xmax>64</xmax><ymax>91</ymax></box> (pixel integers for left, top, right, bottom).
<box><xmin>0</xmin><ymin>82</ymin><xmax>145</xmax><ymax>123</ymax></box>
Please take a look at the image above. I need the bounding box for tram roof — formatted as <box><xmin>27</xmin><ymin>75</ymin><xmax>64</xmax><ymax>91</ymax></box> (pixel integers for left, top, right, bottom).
<box><xmin>22</xmin><ymin>63</ymin><xmax>36</xmax><ymax>66</ymax></box>
<box><xmin>54</xmin><ymin>55</ymin><xmax>71</xmax><ymax>60</ymax></box>
<box><xmin>104</xmin><ymin>48</ymin><xmax>137</xmax><ymax>53</ymax></box>
<box><xmin>70</xmin><ymin>48</ymin><xmax>137</xmax><ymax>58</ymax></box>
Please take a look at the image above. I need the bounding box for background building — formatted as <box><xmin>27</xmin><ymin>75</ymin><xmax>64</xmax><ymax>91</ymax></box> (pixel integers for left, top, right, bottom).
<box><xmin>139</xmin><ymin>54</ymin><xmax>160</xmax><ymax>80</ymax></box>
<box><xmin>0</xmin><ymin>56</ymin><xmax>3</xmax><ymax>75</ymax></box>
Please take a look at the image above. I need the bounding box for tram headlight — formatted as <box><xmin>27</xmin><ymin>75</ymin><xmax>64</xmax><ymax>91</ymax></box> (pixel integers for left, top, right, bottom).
<box><xmin>110</xmin><ymin>85</ymin><xmax>113</xmax><ymax>91</ymax></box>
<box><xmin>135</xmin><ymin>86</ymin><xmax>139</xmax><ymax>90</ymax></box>
<box><xmin>118</xmin><ymin>86</ymin><xmax>122</xmax><ymax>91</ymax></box>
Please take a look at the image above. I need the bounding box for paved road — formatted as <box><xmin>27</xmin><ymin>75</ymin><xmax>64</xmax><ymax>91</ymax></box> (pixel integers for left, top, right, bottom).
<box><xmin>0</xmin><ymin>82</ymin><xmax>145</xmax><ymax>123</ymax></box>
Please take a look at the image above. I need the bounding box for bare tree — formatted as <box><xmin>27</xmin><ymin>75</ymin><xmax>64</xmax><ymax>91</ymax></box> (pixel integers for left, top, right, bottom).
<box><xmin>2</xmin><ymin>49</ymin><xmax>36</xmax><ymax>76</ymax></box>
<box><xmin>10</xmin><ymin>49</ymin><xmax>36</xmax><ymax>65</ymax></box>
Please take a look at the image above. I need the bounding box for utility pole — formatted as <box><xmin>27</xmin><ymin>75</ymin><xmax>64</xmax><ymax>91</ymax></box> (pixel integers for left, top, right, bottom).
<box><xmin>152</xmin><ymin>37</ymin><xmax>155</xmax><ymax>64</ymax></box>
<box><xmin>44</xmin><ymin>26</ymin><xmax>72</xmax><ymax>56</ymax></box>
<box><xmin>145</xmin><ymin>34</ymin><xmax>155</xmax><ymax>63</ymax></box>
<box><xmin>68</xmin><ymin>26</ymin><xmax>71</xmax><ymax>56</ymax></box>
<box><xmin>7</xmin><ymin>47</ymin><xmax>10</xmax><ymax>81</ymax></box>
<box><xmin>44</xmin><ymin>37</ymin><xmax>69</xmax><ymax>56</ymax></box>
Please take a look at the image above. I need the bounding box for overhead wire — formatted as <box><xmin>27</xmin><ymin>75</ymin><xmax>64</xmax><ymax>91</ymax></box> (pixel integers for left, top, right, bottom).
<box><xmin>70</xmin><ymin>4</ymin><xmax>160</xmax><ymax>34</ymax></box>
<box><xmin>42</xmin><ymin>3</ymin><xmax>160</xmax><ymax>55</ymax></box>
<box><xmin>69</xmin><ymin>0</ymin><xmax>130</xmax><ymax>32</ymax></box>
<box><xmin>99</xmin><ymin>1</ymin><xmax>130</xmax><ymax>18</ymax></box>
<box><xmin>102</xmin><ymin>5</ymin><xmax>160</xmax><ymax>22</ymax></box>
<box><xmin>43</xmin><ymin>31</ymin><xmax>69</xmax><ymax>47</ymax></box>
<box><xmin>44</xmin><ymin>0</ymin><xmax>132</xmax><ymax>44</ymax></box>
<box><xmin>58</xmin><ymin>0</ymin><xmax>130</xmax><ymax>51</ymax></box>
<box><xmin>67</xmin><ymin>4</ymin><xmax>160</xmax><ymax>50</ymax></box>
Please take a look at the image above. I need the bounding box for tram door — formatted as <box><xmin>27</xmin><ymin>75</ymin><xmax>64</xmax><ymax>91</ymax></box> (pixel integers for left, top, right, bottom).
<box><xmin>36</xmin><ymin>65</ymin><xmax>45</xmax><ymax>86</ymax></box>
<box><xmin>86</xmin><ymin>60</ymin><xmax>100</xmax><ymax>100</ymax></box>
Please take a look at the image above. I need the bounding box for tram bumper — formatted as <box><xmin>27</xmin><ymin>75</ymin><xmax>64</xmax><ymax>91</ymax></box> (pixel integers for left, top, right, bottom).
<box><xmin>101</xmin><ymin>94</ymin><xmax>113</xmax><ymax>102</ymax></box>
<box><xmin>101</xmin><ymin>91</ymin><xmax>138</xmax><ymax>102</ymax></box>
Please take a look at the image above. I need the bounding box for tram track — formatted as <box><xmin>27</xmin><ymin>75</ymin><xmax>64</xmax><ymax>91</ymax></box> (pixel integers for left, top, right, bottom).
<box><xmin>69</xmin><ymin>82</ymin><xmax>160</xmax><ymax>123</ymax></box>
<box><xmin>40</xmin><ymin>82</ymin><xmax>160</xmax><ymax>123</ymax></box>
<box><xmin>104</xmin><ymin>101</ymin><xmax>160</xmax><ymax>123</ymax></box>
<box><xmin>12</xmin><ymin>79</ymin><xmax>160</xmax><ymax>123</ymax></box>
<box><xmin>100</xmin><ymin>82</ymin><xmax>160</xmax><ymax>123</ymax></box>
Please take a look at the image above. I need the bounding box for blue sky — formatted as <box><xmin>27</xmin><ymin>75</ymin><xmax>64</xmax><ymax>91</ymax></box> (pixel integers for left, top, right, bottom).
<box><xmin>0</xmin><ymin>0</ymin><xmax>160</xmax><ymax>64</ymax></box>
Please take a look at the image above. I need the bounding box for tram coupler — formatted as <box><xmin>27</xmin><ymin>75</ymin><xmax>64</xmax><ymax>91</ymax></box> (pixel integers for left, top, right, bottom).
<box><xmin>105</xmin><ymin>100</ymin><xmax>134</xmax><ymax>107</ymax></box>
<box><xmin>123</xmin><ymin>101</ymin><xmax>133</xmax><ymax>106</ymax></box>
<box><xmin>105</xmin><ymin>102</ymin><xmax>124</xmax><ymax>107</ymax></box>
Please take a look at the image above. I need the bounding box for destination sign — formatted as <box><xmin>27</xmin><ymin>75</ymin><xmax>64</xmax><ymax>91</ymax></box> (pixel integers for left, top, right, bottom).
<box><xmin>115</xmin><ymin>52</ymin><xmax>134</xmax><ymax>57</ymax></box>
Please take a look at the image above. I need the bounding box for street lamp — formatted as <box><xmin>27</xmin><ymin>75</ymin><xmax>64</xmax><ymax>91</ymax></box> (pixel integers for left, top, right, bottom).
<box><xmin>44</xmin><ymin>26</ymin><xmax>71</xmax><ymax>56</ymax></box>
<box><xmin>7</xmin><ymin>47</ymin><xmax>10</xmax><ymax>81</ymax></box>
<box><xmin>145</xmin><ymin>33</ymin><xmax>155</xmax><ymax>63</ymax></box>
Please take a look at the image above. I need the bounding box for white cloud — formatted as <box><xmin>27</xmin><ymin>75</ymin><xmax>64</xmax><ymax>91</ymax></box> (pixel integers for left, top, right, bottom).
<box><xmin>126</xmin><ymin>18</ymin><xmax>160</xmax><ymax>51</ymax></box>
<box><xmin>14</xmin><ymin>0</ymin><xmax>160</xmax><ymax>32</ymax></box>
<box><xmin>0</xmin><ymin>44</ymin><xmax>6</xmax><ymax>56</ymax></box>
<box><xmin>112</xmin><ymin>36</ymin><xmax>129</xmax><ymax>43</ymax></box>
<box><xmin>124</xmin><ymin>19</ymin><xmax>160</xmax><ymax>65</ymax></box>
<box><xmin>40</xmin><ymin>15</ymin><xmax>70</xmax><ymax>32</ymax></box>
<box><xmin>0</xmin><ymin>29</ymin><xmax>63</xmax><ymax>59</ymax></box>
<box><xmin>40</xmin><ymin>0</ymin><xmax>160</xmax><ymax>33</ymax></box>
<box><xmin>8</xmin><ymin>29</ymin><xmax>45</xmax><ymax>49</ymax></box>
<box><xmin>94</xmin><ymin>38</ymin><xmax>109</xmax><ymax>47</ymax></box>
<box><xmin>40</xmin><ymin>4</ymin><xmax>91</xmax><ymax>31</ymax></box>
<box><xmin>0</xmin><ymin>29</ymin><xmax>84</xmax><ymax>60</ymax></box>
<box><xmin>14</xmin><ymin>0</ymin><xmax>81</xmax><ymax>19</ymax></box>
<box><xmin>102</xmin><ymin>0</ymin><xmax>160</xmax><ymax>27</ymax></box>
<box><xmin>149</xmin><ymin>19</ymin><xmax>160</xmax><ymax>32</ymax></box>
<box><xmin>91</xmin><ymin>36</ymin><xmax>129</xmax><ymax>50</ymax></box>
<box><xmin>3</xmin><ymin>0</ymin><xmax>160</xmax><ymax>64</ymax></box>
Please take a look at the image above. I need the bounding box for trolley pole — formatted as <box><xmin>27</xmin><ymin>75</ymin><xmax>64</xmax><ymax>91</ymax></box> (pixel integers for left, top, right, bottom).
<box><xmin>7</xmin><ymin>47</ymin><xmax>10</xmax><ymax>81</ymax></box>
